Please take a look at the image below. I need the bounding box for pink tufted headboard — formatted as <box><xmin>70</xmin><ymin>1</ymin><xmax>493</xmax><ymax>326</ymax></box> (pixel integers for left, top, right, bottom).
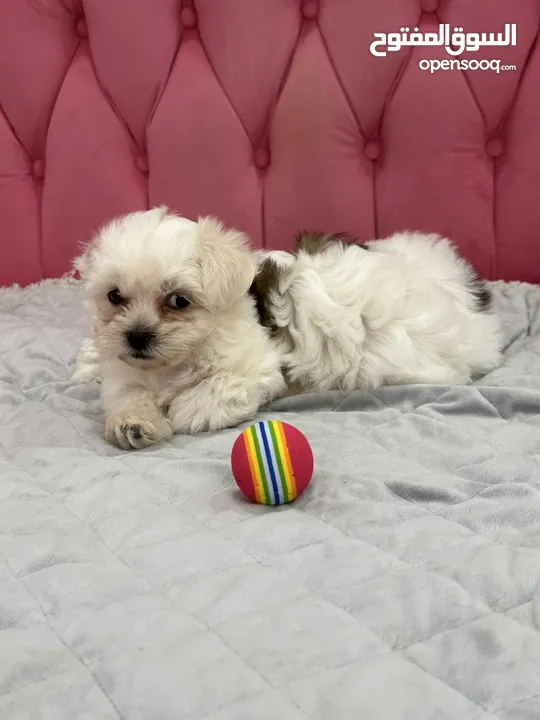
<box><xmin>1</xmin><ymin>0</ymin><xmax>539</xmax><ymax>287</ymax></box>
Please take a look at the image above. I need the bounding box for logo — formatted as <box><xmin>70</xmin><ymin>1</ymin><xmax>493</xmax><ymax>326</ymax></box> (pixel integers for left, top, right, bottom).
<box><xmin>370</xmin><ymin>23</ymin><xmax>517</xmax><ymax>58</ymax></box>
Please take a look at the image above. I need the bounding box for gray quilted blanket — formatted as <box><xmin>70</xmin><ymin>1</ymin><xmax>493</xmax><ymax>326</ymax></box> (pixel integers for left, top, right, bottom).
<box><xmin>1</xmin><ymin>278</ymin><xmax>540</xmax><ymax>720</ymax></box>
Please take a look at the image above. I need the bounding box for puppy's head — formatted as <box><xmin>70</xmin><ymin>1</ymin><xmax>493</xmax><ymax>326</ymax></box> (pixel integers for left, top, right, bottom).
<box><xmin>75</xmin><ymin>207</ymin><xmax>256</xmax><ymax>367</ymax></box>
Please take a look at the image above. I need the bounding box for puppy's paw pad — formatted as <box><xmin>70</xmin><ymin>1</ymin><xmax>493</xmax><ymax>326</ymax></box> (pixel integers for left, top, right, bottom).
<box><xmin>122</xmin><ymin>423</ymin><xmax>150</xmax><ymax>447</ymax></box>
<box><xmin>128</xmin><ymin>425</ymin><xmax>143</xmax><ymax>440</ymax></box>
<box><xmin>105</xmin><ymin>414</ymin><xmax>172</xmax><ymax>450</ymax></box>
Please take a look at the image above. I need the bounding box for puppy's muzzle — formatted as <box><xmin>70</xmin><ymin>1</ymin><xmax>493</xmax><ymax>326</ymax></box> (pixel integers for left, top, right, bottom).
<box><xmin>126</xmin><ymin>329</ymin><xmax>154</xmax><ymax>353</ymax></box>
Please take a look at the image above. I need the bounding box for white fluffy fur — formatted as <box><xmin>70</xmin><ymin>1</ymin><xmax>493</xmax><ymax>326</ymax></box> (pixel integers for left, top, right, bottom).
<box><xmin>74</xmin><ymin>213</ymin><xmax>503</xmax><ymax>449</ymax></box>
<box><xmin>74</xmin><ymin>207</ymin><xmax>285</xmax><ymax>449</ymax></box>
<box><xmin>262</xmin><ymin>232</ymin><xmax>502</xmax><ymax>392</ymax></box>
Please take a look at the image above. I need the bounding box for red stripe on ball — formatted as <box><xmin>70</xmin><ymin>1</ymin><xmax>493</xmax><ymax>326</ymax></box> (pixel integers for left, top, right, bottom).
<box><xmin>230</xmin><ymin>432</ymin><xmax>258</xmax><ymax>503</ymax></box>
<box><xmin>281</xmin><ymin>423</ymin><xmax>314</xmax><ymax>496</ymax></box>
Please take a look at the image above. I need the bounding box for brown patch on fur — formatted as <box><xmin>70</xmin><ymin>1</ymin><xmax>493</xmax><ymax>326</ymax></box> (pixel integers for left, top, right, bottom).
<box><xmin>158</xmin><ymin>294</ymin><xmax>194</xmax><ymax>321</ymax></box>
<box><xmin>99</xmin><ymin>302</ymin><xmax>122</xmax><ymax>325</ymax></box>
<box><xmin>249</xmin><ymin>259</ymin><xmax>295</xmax><ymax>368</ymax></box>
<box><xmin>249</xmin><ymin>258</ymin><xmax>283</xmax><ymax>329</ymax></box>
<box><xmin>296</xmin><ymin>230</ymin><xmax>369</xmax><ymax>255</ymax></box>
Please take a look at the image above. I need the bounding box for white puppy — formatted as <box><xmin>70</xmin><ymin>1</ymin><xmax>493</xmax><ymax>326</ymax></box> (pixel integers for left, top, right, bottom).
<box><xmin>75</xmin><ymin>214</ymin><xmax>503</xmax><ymax>449</ymax></box>
<box><xmin>73</xmin><ymin>207</ymin><xmax>285</xmax><ymax>449</ymax></box>
<box><xmin>250</xmin><ymin>231</ymin><xmax>502</xmax><ymax>393</ymax></box>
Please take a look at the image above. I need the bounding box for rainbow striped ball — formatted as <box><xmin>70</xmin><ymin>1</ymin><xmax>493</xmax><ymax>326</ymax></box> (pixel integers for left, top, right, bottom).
<box><xmin>231</xmin><ymin>421</ymin><xmax>314</xmax><ymax>505</ymax></box>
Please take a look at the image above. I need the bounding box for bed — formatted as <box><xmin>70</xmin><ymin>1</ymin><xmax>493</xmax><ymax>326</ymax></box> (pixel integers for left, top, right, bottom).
<box><xmin>1</xmin><ymin>276</ymin><xmax>539</xmax><ymax>720</ymax></box>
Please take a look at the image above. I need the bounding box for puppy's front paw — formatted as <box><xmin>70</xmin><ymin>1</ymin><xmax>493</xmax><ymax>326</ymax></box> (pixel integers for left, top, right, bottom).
<box><xmin>105</xmin><ymin>412</ymin><xmax>172</xmax><ymax>450</ymax></box>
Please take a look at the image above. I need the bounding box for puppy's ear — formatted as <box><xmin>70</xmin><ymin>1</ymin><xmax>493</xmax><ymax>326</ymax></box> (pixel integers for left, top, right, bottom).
<box><xmin>197</xmin><ymin>217</ymin><xmax>257</xmax><ymax>310</ymax></box>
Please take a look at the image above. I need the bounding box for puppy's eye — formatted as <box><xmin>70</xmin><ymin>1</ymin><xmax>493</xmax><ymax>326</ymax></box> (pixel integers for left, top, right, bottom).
<box><xmin>168</xmin><ymin>294</ymin><xmax>190</xmax><ymax>310</ymax></box>
<box><xmin>107</xmin><ymin>288</ymin><xmax>124</xmax><ymax>306</ymax></box>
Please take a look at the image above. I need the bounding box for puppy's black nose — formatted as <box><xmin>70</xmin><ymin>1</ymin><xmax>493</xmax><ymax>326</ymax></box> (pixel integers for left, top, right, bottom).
<box><xmin>126</xmin><ymin>330</ymin><xmax>154</xmax><ymax>351</ymax></box>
